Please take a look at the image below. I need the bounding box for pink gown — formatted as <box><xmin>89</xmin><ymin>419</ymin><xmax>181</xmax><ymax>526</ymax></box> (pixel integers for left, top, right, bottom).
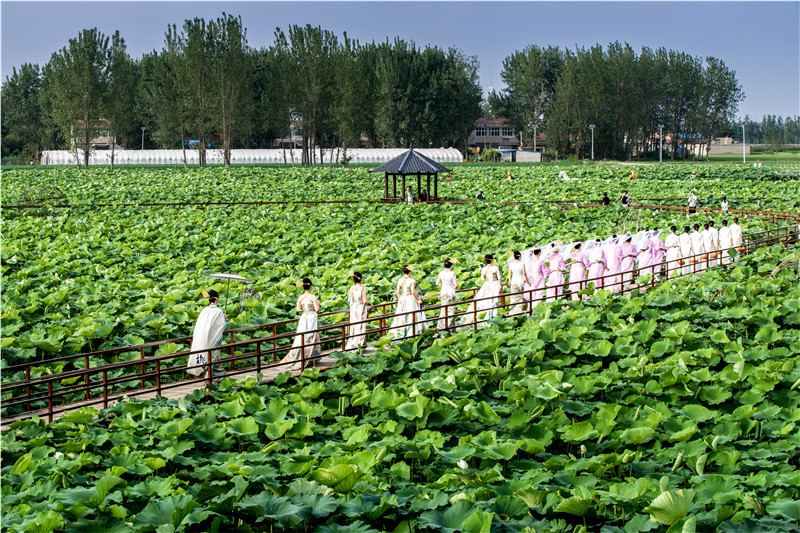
<box><xmin>567</xmin><ymin>251</ymin><xmax>590</xmax><ymax>300</ymax></box>
<box><xmin>587</xmin><ymin>248</ymin><xmax>607</xmax><ymax>289</ymax></box>
<box><xmin>606</xmin><ymin>243</ymin><xmax>623</xmax><ymax>292</ymax></box>
<box><xmin>545</xmin><ymin>253</ymin><xmax>567</xmax><ymax>301</ymax></box>
<box><xmin>527</xmin><ymin>257</ymin><xmax>546</xmax><ymax>306</ymax></box>
<box><xmin>619</xmin><ymin>243</ymin><xmax>638</xmax><ymax>289</ymax></box>
<box><xmin>651</xmin><ymin>237</ymin><xmax>666</xmax><ymax>278</ymax></box>
<box><xmin>637</xmin><ymin>241</ymin><xmax>653</xmax><ymax>277</ymax></box>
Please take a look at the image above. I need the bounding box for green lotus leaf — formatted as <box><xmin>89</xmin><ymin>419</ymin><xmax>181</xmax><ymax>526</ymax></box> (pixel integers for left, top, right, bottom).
<box><xmin>643</xmin><ymin>490</ymin><xmax>695</xmax><ymax>526</ymax></box>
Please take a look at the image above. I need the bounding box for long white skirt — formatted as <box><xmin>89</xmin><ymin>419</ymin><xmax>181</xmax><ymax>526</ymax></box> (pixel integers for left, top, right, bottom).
<box><xmin>280</xmin><ymin>311</ymin><xmax>320</xmax><ymax>370</ymax></box>
<box><xmin>510</xmin><ymin>281</ymin><xmax>526</xmax><ymax>315</ymax></box>
<box><xmin>459</xmin><ymin>280</ymin><xmax>502</xmax><ymax>329</ymax></box>
<box><xmin>666</xmin><ymin>250</ymin><xmax>681</xmax><ymax>279</ymax></box>
<box><xmin>437</xmin><ymin>287</ymin><xmax>457</xmax><ymax>330</ymax></box>
<box><xmin>392</xmin><ymin>295</ymin><xmax>427</xmax><ymax>338</ymax></box>
<box><xmin>346</xmin><ymin>303</ymin><xmax>368</xmax><ymax>350</ymax></box>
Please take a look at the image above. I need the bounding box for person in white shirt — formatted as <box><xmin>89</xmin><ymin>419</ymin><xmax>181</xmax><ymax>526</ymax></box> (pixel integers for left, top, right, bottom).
<box><xmin>690</xmin><ymin>224</ymin><xmax>706</xmax><ymax>274</ymax></box>
<box><xmin>187</xmin><ymin>289</ymin><xmax>227</xmax><ymax>379</ymax></box>
<box><xmin>719</xmin><ymin>219</ymin><xmax>733</xmax><ymax>265</ymax></box>
<box><xmin>721</xmin><ymin>196</ymin><xmax>729</xmax><ymax>213</ymax></box>
<box><xmin>664</xmin><ymin>226</ymin><xmax>681</xmax><ymax>279</ymax></box>
<box><xmin>730</xmin><ymin>217</ymin><xmax>743</xmax><ymax>261</ymax></box>
<box><xmin>702</xmin><ymin>223</ymin><xmax>714</xmax><ymax>270</ymax></box>
<box><xmin>679</xmin><ymin>226</ymin><xmax>694</xmax><ymax>276</ymax></box>
<box><xmin>436</xmin><ymin>260</ymin><xmax>459</xmax><ymax>330</ymax></box>
<box><xmin>688</xmin><ymin>191</ymin><xmax>698</xmax><ymax>214</ymax></box>
<box><xmin>507</xmin><ymin>251</ymin><xmax>529</xmax><ymax>314</ymax></box>
<box><xmin>708</xmin><ymin>221</ymin><xmax>720</xmax><ymax>267</ymax></box>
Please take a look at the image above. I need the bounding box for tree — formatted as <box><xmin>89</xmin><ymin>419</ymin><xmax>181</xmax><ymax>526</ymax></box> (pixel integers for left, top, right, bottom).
<box><xmin>1</xmin><ymin>64</ymin><xmax>45</xmax><ymax>161</ymax></box>
<box><xmin>209</xmin><ymin>13</ymin><xmax>252</xmax><ymax>166</ymax></box>
<box><xmin>105</xmin><ymin>31</ymin><xmax>137</xmax><ymax>169</ymax></box>
<box><xmin>765</xmin><ymin>127</ymin><xmax>783</xmax><ymax>164</ymax></box>
<box><xmin>44</xmin><ymin>28</ymin><xmax>110</xmax><ymax>167</ymax></box>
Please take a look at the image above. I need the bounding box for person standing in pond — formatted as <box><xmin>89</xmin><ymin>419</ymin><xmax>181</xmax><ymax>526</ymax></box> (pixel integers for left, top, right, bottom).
<box><xmin>476</xmin><ymin>189</ymin><xmax>486</xmax><ymax>201</ymax></box>
<box><xmin>187</xmin><ymin>289</ymin><xmax>227</xmax><ymax>379</ymax></box>
<box><xmin>601</xmin><ymin>192</ymin><xmax>611</xmax><ymax>206</ymax></box>
<box><xmin>345</xmin><ymin>271</ymin><xmax>368</xmax><ymax>350</ymax></box>
<box><xmin>392</xmin><ymin>265</ymin><xmax>426</xmax><ymax>338</ymax></box>
<box><xmin>436</xmin><ymin>259</ymin><xmax>459</xmax><ymax>330</ymax></box>
<box><xmin>688</xmin><ymin>191</ymin><xmax>698</xmax><ymax>214</ymax></box>
<box><xmin>620</xmin><ymin>191</ymin><xmax>630</xmax><ymax>208</ymax></box>
<box><xmin>721</xmin><ymin>196</ymin><xmax>729</xmax><ymax>213</ymax></box>
<box><xmin>280</xmin><ymin>278</ymin><xmax>321</xmax><ymax>370</ymax></box>
<box><xmin>507</xmin><ymin>251</ymin><xmax>529</xmax><ymax>314</ymax></box>
<box><xmin>566</xmin><ymin>243</ymin><xmax>589</xmax><ymax>301</ymax></box>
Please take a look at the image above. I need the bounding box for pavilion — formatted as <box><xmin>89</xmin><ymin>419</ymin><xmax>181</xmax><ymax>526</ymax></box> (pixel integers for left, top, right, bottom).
<box><xmin>370</xmin><ymin>148</ymin><xmax>450</xmax><ymax>203</ymax></box>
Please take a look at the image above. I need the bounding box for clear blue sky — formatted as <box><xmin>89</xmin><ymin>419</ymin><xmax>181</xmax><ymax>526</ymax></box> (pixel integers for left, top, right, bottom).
<box><xmin>2</xmin><ymin>1</ymin><xmax>798</xmax><ymax>120</ymax></box>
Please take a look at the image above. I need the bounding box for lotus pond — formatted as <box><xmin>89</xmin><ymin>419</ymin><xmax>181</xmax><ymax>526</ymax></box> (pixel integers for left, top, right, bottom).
<box><xmin>2</xmin><ymin>243</ymin><xmax>799</xmax><ymax>532</ymax></box>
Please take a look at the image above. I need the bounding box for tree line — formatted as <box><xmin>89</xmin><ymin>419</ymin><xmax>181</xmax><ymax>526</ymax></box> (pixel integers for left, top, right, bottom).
<box><xmin>1</xmin><ymin>15</ymin><xmax>482</xmax><ymax>166</ymax></box>
<box><xmin>728</xmin><ymin>115</ymin><xmax>800</xmax><ymax>145</ymax></box>
<box><xmin>487</xmin><ymin>42</ymin><xmax>746</xmax><ymax>160</ymax></box>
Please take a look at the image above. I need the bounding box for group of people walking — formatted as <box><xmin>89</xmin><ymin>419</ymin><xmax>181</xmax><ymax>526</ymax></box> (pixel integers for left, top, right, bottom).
<box><xmin>188</xmin><ymin>218</ymin><xmax>745</xmax><ymax>376</ymax></box>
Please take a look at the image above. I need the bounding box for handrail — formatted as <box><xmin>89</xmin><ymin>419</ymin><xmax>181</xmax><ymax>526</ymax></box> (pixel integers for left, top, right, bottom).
<box><xmin>1</xmin><ymin>224</ymin><xmax>797</xmax><ymax>424</ymax></box>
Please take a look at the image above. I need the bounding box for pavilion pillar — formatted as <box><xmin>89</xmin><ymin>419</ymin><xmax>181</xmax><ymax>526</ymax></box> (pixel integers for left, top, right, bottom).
<box><xmin>384</xmin><ymin>173</ymin><xmax>388</xmax><ymax>199</ymax></box>
<box><xmin>434</xmin><ymin>173</ymin><xmax>438</xmax><ymax>200</ymax></box>
<box><xmin>392</xmin><ymin>174</ymin><xmax>397</xmax><ymax>199</ymax></box>
<box><xmin>426</xmin><ymin>174</ymin><xmax>431</xmax><ymax>203</ymax></box>
<box><xmin>417</xmin><ymin>173</ymin><xmax>421</xmax><ymax>200</ymax></box>
<box><xmin>402</xmin><ymin>174</ymin><xmax>406</xmax><ymax>202</ymax></box>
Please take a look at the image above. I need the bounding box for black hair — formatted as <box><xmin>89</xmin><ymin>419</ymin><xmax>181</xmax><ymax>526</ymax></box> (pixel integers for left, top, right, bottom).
<box><xmin>352</xmin><ymin>271</ymin><xmax>363</xmax><ymax>284</ymax></box>
<box><xmin>733</xmin><ymin>217</ymin><xmax>739</xmax><ymax>223</ymax></box>
<box><xmin>670</xmin><ymin>225</ymin><xmax>676</xmax><ymax>231</ymax></box>
<box><xmin>722</xmin><ymin>219</ymin><xmax>728</xmax><ymax>226</ymax></box>
<box><xmin>709</xmin><ymin>221</ymin><xmax>715</xmax><ymax>227</ymax></box>
<box><xmin>722</xmin><ymin>196</ymin><xmax>727</xmax><ymax>200</ymax></box>
<box><xmin>684</xmin><ymin>226</ymin><xmax>690</xmax><ymax>233</ymax></box>
<box><xmin>402</xmin><ymin>266</ymin><xmax>411</xmax><ymax>275</ymax></box>
<box><xmin>302</xmin><ymin>278</ymin><xmax>312</xmax><ymax>291</ymax></box>
<box><xmin>575</xmin><ymin>243</ymin><xmax>582</xmax><ymax>250</ymax></box>
<box><xmin>485</xmin><ymin>254</ymin><xmax>494</xmax><ymax>264</ymax></box>
<box><xmin>513</xmin><ymin>251</ymin><xmax>521</xmax><ymax>260</ymax></box>
<box><xmin>703</xmin><ymin>223</ymin><xmax>709</xmax><ymax>229</ymax></box>
<box><xmin>693</xmin><ymin>224</ymin><xmax>700</xmax><ymax>230</ymax></box>
<box><xmin>444</xmin><ymin>260</ymin><xmax>452</xmax><ymax>269</ymax></box>
<box><xmin>533</xmin><ymin>249</ymin><xmax>541</xmax><ymax>256</ymax></box>
<box><xmin>625</xmin><ymin>236</ymin><xmax>632</xmax><ymax>243</ymax></box>
<box><xmin>612</xmin><ymin>234</ymin><xmax>618</xmax><ymax>238</ymax></box>
<box><xmin>208</xmin><ymin>289</ymin><xmax>219</xmax><ymax>303</ymax></box>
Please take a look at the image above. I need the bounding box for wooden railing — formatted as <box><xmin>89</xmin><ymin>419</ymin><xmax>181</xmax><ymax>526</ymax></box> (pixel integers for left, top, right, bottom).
<box><xmin>1</xmin><ymin>224</ymin><xmax>797</xmax><ymax>425</ymax></box>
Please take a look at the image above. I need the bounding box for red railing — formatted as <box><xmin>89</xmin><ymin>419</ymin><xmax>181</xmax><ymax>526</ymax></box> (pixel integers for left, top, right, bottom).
<box><xmin>1</xmin><ymin>225</ymin><xmax>797</xmax><ymax>425</ymax></box>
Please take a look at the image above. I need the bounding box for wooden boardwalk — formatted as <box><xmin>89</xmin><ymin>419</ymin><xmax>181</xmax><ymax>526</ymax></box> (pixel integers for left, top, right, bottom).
<box><xmin>1</xmin><ymin>350</ymin><xmax>375</xmax><ymax>430</ymax></box>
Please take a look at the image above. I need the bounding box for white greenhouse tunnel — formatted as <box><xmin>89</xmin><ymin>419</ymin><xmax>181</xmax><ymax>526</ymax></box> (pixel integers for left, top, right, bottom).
<box><xmin>40</xmin><ymin>148</ymin><xmax>464</xmax><ymax>166</ymax></box>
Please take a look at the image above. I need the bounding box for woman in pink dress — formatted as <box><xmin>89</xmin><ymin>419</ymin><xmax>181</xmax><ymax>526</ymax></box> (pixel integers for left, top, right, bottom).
<box><xmin>567</xmin><ymin>243</ymin><xmax>590</xmax><ymax>301</ymax></box>
<box><xmin>586</xmin><ymin>239</ymin><xmax>607</xmax><ymax>290</ymax></box>
<box><xmin>604</xmin><ymin>235</ymin><xmax>624</xmax><ymax>293</ymax></box>
<box><xmin>527</xmin><ymin>248</ymin><xmax>547</xmax><ymax>306</ymax></box>
<box><xmin>619</xmin><ymin>236</ymin><xmax>639</xmax><ymax>293</ymax></box>
<box><xmin>544</xmin><ymin>242</ymin><xmax>567</xmax><ymax>301</ymax></box>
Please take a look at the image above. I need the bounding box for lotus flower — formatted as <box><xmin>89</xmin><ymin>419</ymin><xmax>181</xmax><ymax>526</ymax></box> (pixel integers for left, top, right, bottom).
<box><xmin>457</xmin><ymin>459</ymin><xmax>468</xmax><ymax>471</ymax></box>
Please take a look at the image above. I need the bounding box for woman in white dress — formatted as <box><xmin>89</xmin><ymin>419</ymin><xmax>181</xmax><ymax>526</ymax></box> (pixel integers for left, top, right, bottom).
<box><xmin>436</xmin><ymin>259</ymin><xmax>459</xmax><ymax>331</ymax></box>
<box><xmin>279</xmin><ymin>278</ymin><xmax>321</xmax><ymax>370</ymax></box>
<box><xmin>187</xmin><ymin>289</ymin><xmax>227</xmax><ymax>379</ymax></box>
<box><xmin>507</xmin><ymin>251</ymin><xmax>529</xmax><ymax>315</ymax></box>
<box><xmin>345</xmin><ymin>271</ymin><xmax>368</xmax><ymax>350</ymax></box>
<box><xmin>475</xmin><ymin>254</ymin><xmax>503</xmax><ymax>321</ymax></box>
<box><xmin>392</xmin><ymin>265</ymin><xmax>427</xmax><ymax>338</ymax></box>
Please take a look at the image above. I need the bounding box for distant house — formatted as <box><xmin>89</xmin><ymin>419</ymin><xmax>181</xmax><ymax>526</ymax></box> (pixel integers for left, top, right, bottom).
<box><xmin>71</xmin><ymin>119</ymin><xmax>121</xmax><ymax>151</ymax></box>
<box><xmin>468</xmin><ymin>119</ymin><xmax>520</xmax><ymax>150</ymax></box>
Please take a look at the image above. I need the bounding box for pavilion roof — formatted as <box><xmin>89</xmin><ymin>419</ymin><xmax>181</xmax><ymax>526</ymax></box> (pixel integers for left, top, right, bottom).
<box><xmin>369</xmin><ymin>148</ymin><xmax>450</xmax><ymax>175</ymax></box>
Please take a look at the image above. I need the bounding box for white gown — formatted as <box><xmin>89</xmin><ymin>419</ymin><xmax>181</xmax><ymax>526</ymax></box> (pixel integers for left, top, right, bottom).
<box><xmin>679</xmin><ymin>233</ymin><xmax>694</xmax><ymax>276</ymax></box>
<box><xmin>508</xmin><ymin>260</ymin><xmax>527</xmax><ymax>315</ymax></box>
<box><xmin>346</xmin><ymin>284</ymin><xmax>368</xmax><ymax>350</ymax></box>
<box><xmin>187</xmin><ymin>303</ymin><xmax>226</xmax><ymax>377</ymax></box>
<box><xmin>730</xmin><ymin>223</ymin><xmax>743</xmax><ymax>261</ymax></box>
<box><xmin>664</xmin><ymin>233</ymin><xmax>681</xmax><ymax>279</ymax></box>
<box><xmin>392</xmin><ymin>277</ymin><xmax>427</xmax><ymax>338</ymax></box>
<box><xmin>719</xmin><ymin>226</ymin><xmax>733</xmax><ymax>265</ymax></box>
<box><xmin>690</xmin><ymin>231</ymin><xmax>706</xmax><ymax>274</ymax></box>
<box><xmin>476</xmin><ymin>265</ymin><xmax>502</xmax><ymax>320</ymax></box>
<box><xmin>436</xmin><ymin>269</ymin><xmax>458</xmax><ymax>330</ymax></box>
<box><xmin>280</xmin><ymin>295</ymin><xmax>321</xmax><ymax>370</ymax></box>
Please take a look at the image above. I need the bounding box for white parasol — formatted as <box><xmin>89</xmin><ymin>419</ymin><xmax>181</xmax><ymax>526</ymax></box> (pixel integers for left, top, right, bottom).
<box><xmin>206</xmin><ymin>273</ymin><xmax>253</xmax><ymax>312</ymax></box>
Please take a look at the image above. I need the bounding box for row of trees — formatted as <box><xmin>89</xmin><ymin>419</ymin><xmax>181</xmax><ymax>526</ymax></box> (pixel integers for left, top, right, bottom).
<box><xmin>488</xmin><ymin>43</ymin><xmax>745</xmax><ymax>160</ymax></box>
<box><xmin>729</xmin><ymin>115</ymin><xmax>800</xmax><ymax>145</ymax></box>
<box><xmin>1</xmin><ymin>16</ymin><xmax>482</xmax><ymax>166</ymax></box>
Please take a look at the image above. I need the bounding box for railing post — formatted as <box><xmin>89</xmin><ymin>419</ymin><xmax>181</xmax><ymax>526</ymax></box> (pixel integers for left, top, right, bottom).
<box><xmin>47</xmin><ymin>382</ymin><xmax>53</xmax><ymax>423</ymax></box>
<box><xmin>102</xmin><ymin>370</ymin><xmax>108</xmax><ymax>409</ymax></box>
<box><xmin>341</xmin><ymin>326</ymin><xmax>346</xmax><ymax>351</ymax></box>
<box><xmin>84</xmin><ymin>355</ymin><xmax>90</xmax><ymax>400</ymax></box>
<box><xmin>256</xmin><ymin>341</ymin><xmax>261</xmax><ymax>374</ymax></box>
<box><xmin>272</xmin><ymin>325</ymin><xmax>277</xmax><ymax>362</ymax></box>
<box><xmin>25</xmin><ymin>367</ymin><xmax>31</xmax><ymax>413</ymax></box>
<box><xmin>156</xmin><ymin>360</ymin><xmax>161</xmax><ymax>397</ymax></box>
<box><xmin>140</xmin><ymin>347</ymin><xmax>145</xmax><ymax>389</ymax></box>
<box><xmin>230</xmin><ymin>332</ymin><xmax>235</xmax><ymax>371</ymax></box>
